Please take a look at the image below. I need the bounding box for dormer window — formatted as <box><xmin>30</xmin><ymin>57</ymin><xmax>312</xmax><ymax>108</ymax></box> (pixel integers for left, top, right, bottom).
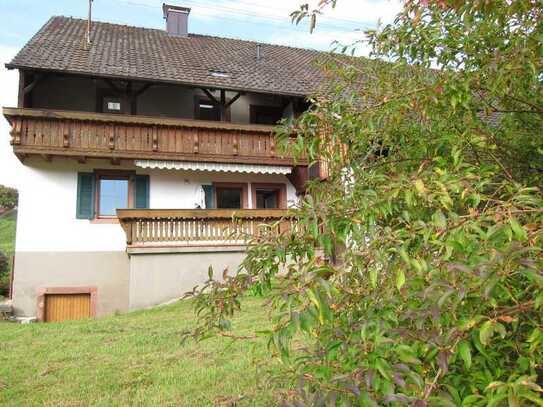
<box><xmin>209</xmin><ymin>70</ymin><xmax>230</xmax><ymax>78</ymax></box>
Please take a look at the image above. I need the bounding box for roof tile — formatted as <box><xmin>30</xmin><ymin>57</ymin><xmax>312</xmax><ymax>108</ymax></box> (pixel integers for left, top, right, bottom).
<box><xmin>8</xmin><ymin>16</ymin><xmax>326</xmax><ymax>96</ymax></box>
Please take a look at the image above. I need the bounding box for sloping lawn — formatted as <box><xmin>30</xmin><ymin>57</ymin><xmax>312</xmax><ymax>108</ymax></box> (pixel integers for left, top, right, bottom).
<box><xmin>0</xmin><ymin>209</ymin><xmax>17</xmax><ymax>254</ymax></box>
<box><xmin>0</xmin><ymin>209</ymin><xmax>17</xmax><ymax>297</ymax></box>
<box><xmin>0</xmin><ymin>297</ymin><xmax>282</xmax><ymax>406</ymax></box>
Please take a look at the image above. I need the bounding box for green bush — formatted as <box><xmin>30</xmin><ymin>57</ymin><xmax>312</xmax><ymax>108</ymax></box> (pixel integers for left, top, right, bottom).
<box><xmin>188</xmin><ymin>1</ymin><xmax>543</xmax><ymax>405</ymax></box>
<box><xmin>0</xmin><ymin>185</ymin><xmax>18</xmax><ymax>210</ymax></box>
<box><xmin>0</xmin><ymin>251</ymin><xmax>9</xmax><ymax>298</ymax></box>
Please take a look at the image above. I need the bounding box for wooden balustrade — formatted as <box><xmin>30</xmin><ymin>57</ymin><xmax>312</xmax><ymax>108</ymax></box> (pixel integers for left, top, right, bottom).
<box><xmin>309</xmin><ymin>159</ymin><xmax>330</xmax><ymax>181</ymax></box>
<box><xmin>3</xmin><ymin>108</ymin><xmax>303</xmax><ymax>166</ymax></box>
<box><xmin>116</xmin><ymin>209</ymin><xmax>294</xmax><ymax>246</ymax></box>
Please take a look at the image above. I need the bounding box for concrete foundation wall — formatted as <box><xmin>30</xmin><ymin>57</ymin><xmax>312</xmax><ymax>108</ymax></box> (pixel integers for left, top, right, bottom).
<box><xmin>12</xmin><ymin>251</ymin><xmax>129</xmax><ymax>318</ymax></box>
<box><xmin>128</xmin><ymin>248</ymin><xmax>246</xmax><ymax>310</ymax></box>
<box><xmin>11</xmin><ymin>248</ymin><xmax>249</xmax><ymax>318</ymax></box>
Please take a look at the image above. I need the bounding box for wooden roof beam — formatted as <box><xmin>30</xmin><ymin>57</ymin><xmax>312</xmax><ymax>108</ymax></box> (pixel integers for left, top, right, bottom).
<box><xmin>22</xmin><ymin>74</ymin><xmax>44</xmax><ymax>95</ymax></box>
<box><xmin>200</xmin><ymin>88</ymin><xmax>219</xmax><ymax>105</ymax></box>
<box><xmin>225</xmin><ymin>92</ymin><xmax>243</xmax><ymax>109</ymax></box>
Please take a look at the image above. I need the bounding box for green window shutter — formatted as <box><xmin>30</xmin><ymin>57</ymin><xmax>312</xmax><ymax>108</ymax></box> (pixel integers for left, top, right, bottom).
<box><xmin>76</xmin><ymin>172</ymin><xmax>95</xmax><ymax>219</ymax></box>
<box><xmin>203</xmin><ymin>185</ymin><xmax>214</xmax><ymax>209</ymax></box>
<box><xmin>134</xmin><ymin>175</ymin><xmax>150</xmax><ymax>209</ymax></box>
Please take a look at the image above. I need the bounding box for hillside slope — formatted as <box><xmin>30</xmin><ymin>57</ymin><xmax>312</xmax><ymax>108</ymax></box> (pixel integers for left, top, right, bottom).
<box><xmin>0</xmin><ymin>209</ymin><xmax>17</xmax><ymax>296</ymax></box>
<box><xmin>0</xmin><ymin>296</ymin><xmax>280</xmax><ymax>405</ymax></box>
<box><xmin>0</xmin><ymin>209</ymin><xmax>16</xmax><ymax>254</ymax></box>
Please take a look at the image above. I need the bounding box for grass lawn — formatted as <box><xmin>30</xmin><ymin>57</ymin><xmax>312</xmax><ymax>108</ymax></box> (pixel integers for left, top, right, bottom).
<box><xmin>0</xmin><ymin>209</ymin><xmax>17</xmax><ymax>297</ymax></box>
<box><xmin>0</xmin><ymin>296</ymin><xmax>283</xmax><ymax>406</ymax></box>
<box><xmin>0</xmin><ymin>209</ymin><xmax>17</xmax><ymax>255</ymax></box>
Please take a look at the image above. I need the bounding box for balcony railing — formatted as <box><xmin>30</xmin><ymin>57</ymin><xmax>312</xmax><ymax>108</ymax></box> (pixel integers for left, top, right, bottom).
<box><xmin>3</xmin><ymin>108</ymin><xmax>303</xmax><ymax>166</ymax></box>
<box><xmin>308</xmin><ymin>159</ymin><xmax>330</xmax><ymax>181</ymax></box>
<box><xmin>116</xmin><ymin>209</ymin><xmax>294</xmax><ymax>247</ymax></box>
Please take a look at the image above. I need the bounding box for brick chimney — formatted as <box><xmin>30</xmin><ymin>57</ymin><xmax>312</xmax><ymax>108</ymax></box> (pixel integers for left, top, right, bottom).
<box><xmin>163</xmin><ymin>3</ymin><xmax>191</xmax><ymax>37</ymax></box>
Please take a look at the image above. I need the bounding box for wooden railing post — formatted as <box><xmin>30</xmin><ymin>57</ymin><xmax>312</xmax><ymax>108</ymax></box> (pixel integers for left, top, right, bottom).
<box><xmin>193</xmin><ymin>130</ymin><xmax>199</xmax><ymax>154</ymax></box>
<box><xmin>9</xmin><ymin>118</ymin><xmax>22</xmax><ymax>145</ymax></box>
<box><xmin>108</xmin><ymin>123</ymin><xmax>115</xmax><ymax>150</ymax></box>
<box><xmin>270</xmin><ymin>135</ymin><xmax>276</xmax><ymax>157</ymax></box>
<box><xmin>152</xmin><ymin>125</ymin><xmax>159</xmax><ymax>152</ymax></box>
<box><xmin>233</xmin><ymin>131</ymin><xmax>239</xmax><ymax>156</ymax></box>
<box><xmin>63</xmin><ymin>132</ymin><xmax>70</xmax><ymax>148</ymax></box>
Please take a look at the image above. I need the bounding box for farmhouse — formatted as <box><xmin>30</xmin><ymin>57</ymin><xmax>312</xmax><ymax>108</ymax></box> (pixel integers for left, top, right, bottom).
<box><xmin>3</xmin><ymin>4</ymin><xmax>328</xmax><ymax>322</ymax></box>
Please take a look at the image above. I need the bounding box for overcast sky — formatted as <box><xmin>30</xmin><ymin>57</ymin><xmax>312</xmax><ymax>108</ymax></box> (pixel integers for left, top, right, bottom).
<box><xmin>0</xmin><ymin>0</ymin><xmax>402</xmax><ymax>188</ymax></box>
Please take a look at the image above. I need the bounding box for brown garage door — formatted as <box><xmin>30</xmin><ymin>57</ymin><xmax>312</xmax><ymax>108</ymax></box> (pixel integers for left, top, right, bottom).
<box><xmin>44</xmin><ymin>293</ymin><xmax>91</xmax><ymax>322</ymax></box>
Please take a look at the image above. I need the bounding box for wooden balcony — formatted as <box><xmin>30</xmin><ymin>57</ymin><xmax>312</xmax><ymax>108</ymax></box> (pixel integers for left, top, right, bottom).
<box><xmin>3</xmin><ymin>108</ymin><xmax>303</xmax><ymax>166</ymax></box>
<box><xmin>309</xmin><ymin>159</ymin><xmax>330</xmax><ymax>181</ymax></box>
<box><xmin>116</xmin><ymin>209</ymin><xmax>294</xmax><ymax>247</ymax></box>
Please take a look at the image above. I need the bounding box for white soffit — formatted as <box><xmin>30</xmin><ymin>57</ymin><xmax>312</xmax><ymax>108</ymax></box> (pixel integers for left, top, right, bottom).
<box><xmin>134</xmin><ymin>160</ymin><xmax>292</xmax><ymax>175</ymax></box>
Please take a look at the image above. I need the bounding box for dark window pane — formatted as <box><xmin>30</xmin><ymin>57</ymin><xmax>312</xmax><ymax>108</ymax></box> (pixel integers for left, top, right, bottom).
<box><xmin>216</xmin><ymin>188</ymin><xmax>242</xmax><ymax>208</ymax></box>
<box><xmin>203</xmin><ymin>185</ymin><xmax>215</xmax><ymax>209</ymax></box>
<box><xmin>198</xmin><ymin>102</ymin><xmax>220</xmax><ymax>121</ymax></box>
<box><xmin>251</xmin><ymin>105</ymin><xmax>283</xmax><ymax>125</ymax></box>
<box><xmin>256</xmin><ymin>189</ymin><xmax>279</xmax><ymax>209</ymax></box>
<box><xmin>99</xmin><ymin>178</ymin><xmax>129</xmax><ymax>216</ymax></box>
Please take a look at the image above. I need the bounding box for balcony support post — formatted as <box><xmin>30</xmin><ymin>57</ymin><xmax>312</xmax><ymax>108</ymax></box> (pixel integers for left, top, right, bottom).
<box><xmin>219</xmin><ymin>90</ymin><xmax>227</xmax><ymax>121</ymax></box>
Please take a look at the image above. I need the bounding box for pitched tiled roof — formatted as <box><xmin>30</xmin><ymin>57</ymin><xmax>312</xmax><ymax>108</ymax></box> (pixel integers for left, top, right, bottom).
<box><xmin>7</xmin><ymin>16</ymin><xmax>327</xmax><ymax>96</ymax></box>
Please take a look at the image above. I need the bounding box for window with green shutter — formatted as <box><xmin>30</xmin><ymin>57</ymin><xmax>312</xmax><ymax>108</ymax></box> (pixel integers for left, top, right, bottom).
<box><xmin>98</xmin><ymin>177</ymin><xmax>129</xmax><ymax>216</ymax></box>
<box><xmin>134</xmin><ymin>175</ymin><xmax>150</xmax><ymax>209</ymax></box>
<box><xmin>203</xmin><ymin>184</ymin><xmax>214</xmax><ymax>209</ymax></box>
<box><xmin>77</xmin><ymin>171</ymin><xmax>150</xmax><ymax>220</ymax></box>
<box><xmin>76</xmin><ymin>173</ymin><xmax>96</xmax><ymax>219</ymax></box>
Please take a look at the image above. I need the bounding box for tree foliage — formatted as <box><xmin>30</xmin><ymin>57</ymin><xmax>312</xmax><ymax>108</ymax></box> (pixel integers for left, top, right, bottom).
<box><xmin>0</xmin><ymin>185</ymin><xmax>18</xmax><ymax>210</ymax></box>
<box><xmin>0</xmin><ymin>251</ymin><xmax>9</xmax><ymax>298</ymax></box>
<box><xmin>187</xmin><ymin>1</ymin><xmax>543</xmax><ymax>404</ymax></box>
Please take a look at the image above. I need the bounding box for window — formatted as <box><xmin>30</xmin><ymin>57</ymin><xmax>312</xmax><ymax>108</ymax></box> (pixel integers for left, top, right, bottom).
<box><xmin>97</xmin><ymin>177</ymin><xmax>129</xmax><ymax>217</ymax></box>
<box><xmin>216</xmin><ymin>187</ymin><xmax>243</xmax><ymax>208</ymax></box>
<box><xmin>76</xmin><ymin>172</ymin><xmax>150</xmax><ymax>220</ymax></box>
<box><xmin>201</xmin><ymin>183</ymin><xmax>285</xmax><ymax>209</ymax></box>
<box><xmin>252</xmin><ymin>183</ymin><xmax>287</xmax><ymax>209</ymax></box>
<box><xmin>256</xmin><ymin>189</ymin><xmax>278</xmax><ymax>208</ymax></box>
<box><xmin>250</xmin><ymin>105</ymin><xmax>284</xmax><ymax>125</ymax></box>
<box><xmin>203</xmin><ymin>183</ymin><xmax>248</xmax><ymax>209</ymax></box>
<box><xmin>209</xmin><ymin>70</ymin><xmax>230</xmax><ymax>78</ymax></box>
<box><xmin>195</xmin><ymin>98</ymin><xmax>221</xmax><ymax>121</ymax></box>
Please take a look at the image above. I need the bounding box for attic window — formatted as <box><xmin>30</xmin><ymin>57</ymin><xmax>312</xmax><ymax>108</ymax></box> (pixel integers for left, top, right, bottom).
<box><xmin>209</xmin><ymin>70</ymin><xmax>230</xmax><ymax>78</ymax></box>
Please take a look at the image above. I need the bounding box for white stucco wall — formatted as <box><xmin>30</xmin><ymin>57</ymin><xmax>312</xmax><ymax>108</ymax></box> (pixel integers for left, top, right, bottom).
<box><xmin>15</xmin><ymin>157</ymin><xmax>297</xmax><ymax>253</ymax></box>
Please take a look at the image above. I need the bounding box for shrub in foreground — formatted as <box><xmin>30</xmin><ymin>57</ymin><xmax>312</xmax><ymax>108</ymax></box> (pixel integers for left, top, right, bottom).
<box><xmin>0</xmin><ymin>251</ymin><xmax>9</xmax><ymax>298</ymax></box>
<box><xmin>187</xmin><ymin>1</ymin><xmax>543</xmax><ymax>404</ymax></box>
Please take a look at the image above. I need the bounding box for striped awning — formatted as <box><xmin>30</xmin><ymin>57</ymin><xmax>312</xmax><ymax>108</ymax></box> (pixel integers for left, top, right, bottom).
<box><xmin>134</xmin><ymin>160</ymin><xmax>292</xmax><ymax>175</ymax></box>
